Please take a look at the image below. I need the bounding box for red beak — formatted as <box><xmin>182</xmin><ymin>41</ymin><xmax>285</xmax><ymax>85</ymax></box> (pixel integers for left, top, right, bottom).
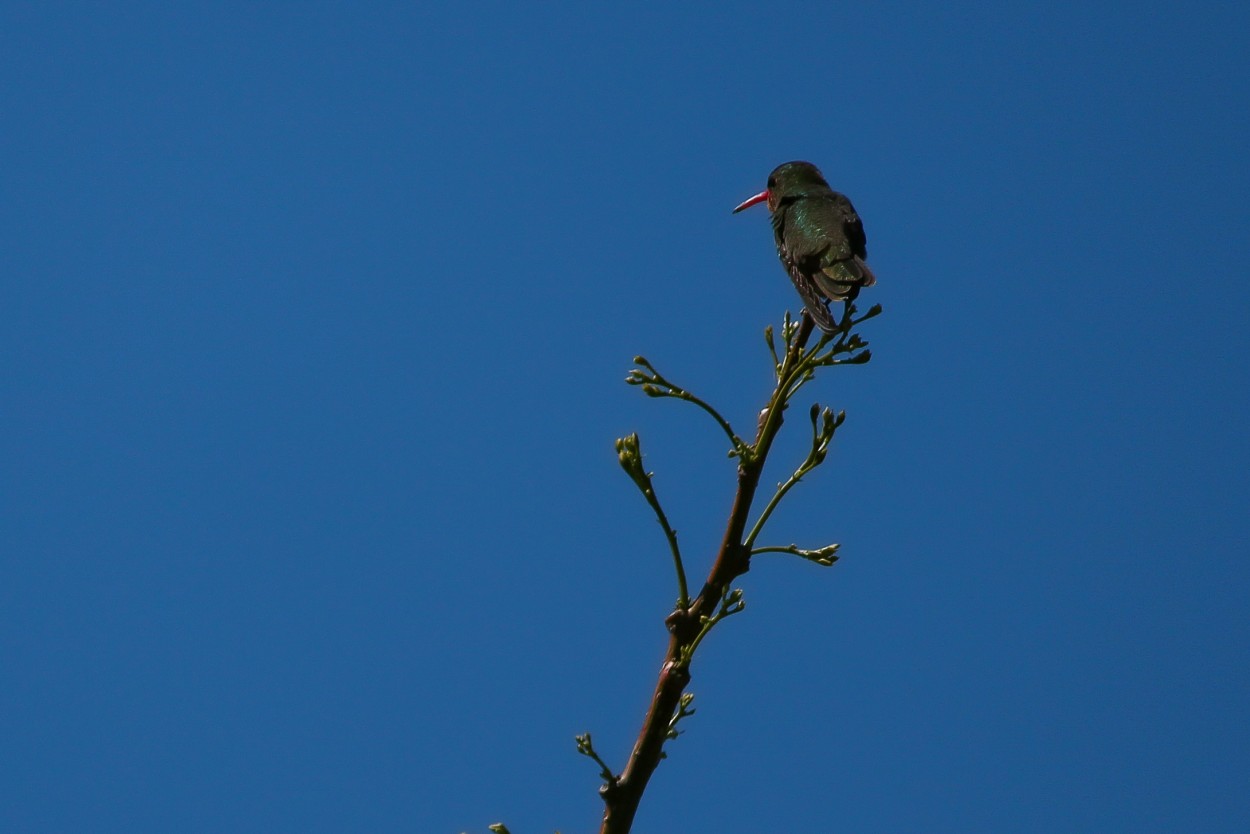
<box><xmin>732</xmin><ymin>189</ymin><xmax>770</xmax><ymax>214</ymax></box>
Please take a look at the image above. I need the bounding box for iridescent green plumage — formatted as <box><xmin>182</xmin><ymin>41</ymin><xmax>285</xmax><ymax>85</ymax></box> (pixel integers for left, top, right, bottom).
<box><xmin>735</xmin><ymin>161</ymin><xmax>876</xmax><ymax>332</ymax></box>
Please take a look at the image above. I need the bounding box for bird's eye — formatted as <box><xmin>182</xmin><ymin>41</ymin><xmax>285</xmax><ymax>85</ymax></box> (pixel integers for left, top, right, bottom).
<box><xmin>767</xmin><ymin>177</ymin><xmax>776</xmax><ymax>188</ymax></box>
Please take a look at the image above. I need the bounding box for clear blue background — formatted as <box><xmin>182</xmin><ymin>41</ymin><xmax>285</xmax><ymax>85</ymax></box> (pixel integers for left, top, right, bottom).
<box><xmin>3</xmin><ymin>2</ymin><xmax>1248</xmax><ymax>832</ymax></box>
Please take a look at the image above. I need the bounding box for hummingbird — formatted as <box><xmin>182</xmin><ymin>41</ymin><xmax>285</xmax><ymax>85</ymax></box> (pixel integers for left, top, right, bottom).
<box><xmin>733</xmin><ymin>161</ymin><xmax>876</xmax><ymax>333</ymax></box>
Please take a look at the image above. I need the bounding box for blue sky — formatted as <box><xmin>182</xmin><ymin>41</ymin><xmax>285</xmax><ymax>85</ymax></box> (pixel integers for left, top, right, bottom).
<box><xmin>3</xmin><ymin>2</ymin><xmax>1248</xmax><ymax>832</ymax></box>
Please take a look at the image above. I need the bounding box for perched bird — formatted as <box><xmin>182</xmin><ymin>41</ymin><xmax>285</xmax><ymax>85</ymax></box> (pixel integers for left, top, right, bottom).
<box><xmin>733</xmin><ymin>161</ymin><xmax>876</xmax><ymax>333</ymax></box>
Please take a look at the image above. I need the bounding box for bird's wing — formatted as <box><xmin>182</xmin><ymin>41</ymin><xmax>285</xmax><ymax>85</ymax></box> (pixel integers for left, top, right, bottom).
<box><xmin>783</xmin><ymin>196</ymin><xmax>875</xmax><ymax>300</ymax></box>
<box><xmin>832</xmin><ymin>192</ymin><xmax>868</xmax><ymax>260</ymax></box>
<box><xmin>817</xmin><ymin>194</ymin><xmax>874</xmax><ymax>294</ymax></box>
<box><xmin>783</xmin><ymin>195</ymin><xmax>862</xmax><ymax>262</ymax></box>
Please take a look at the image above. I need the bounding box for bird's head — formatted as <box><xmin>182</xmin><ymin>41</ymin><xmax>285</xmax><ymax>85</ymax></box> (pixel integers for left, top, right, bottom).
<box><xmin>732</xmin><ymin>161</ymin><xmax>830</xmax><ymax>214</ymax></box>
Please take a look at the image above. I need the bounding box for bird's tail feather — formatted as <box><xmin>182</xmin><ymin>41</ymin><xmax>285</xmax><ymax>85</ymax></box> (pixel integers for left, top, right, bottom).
<box><xmin>856</xmin><ymin>257</ymin><xmax>877</xmax><ymax>288</ymax></box>
<box><xmin>787</xmin><ymin>265</ymin><xmax>841</xmax><ymax>333</ymax></box>
<box><xmin>814</xmin><ymin>257</ymin><xmax>876</xmax><ymax>301</ymax></box>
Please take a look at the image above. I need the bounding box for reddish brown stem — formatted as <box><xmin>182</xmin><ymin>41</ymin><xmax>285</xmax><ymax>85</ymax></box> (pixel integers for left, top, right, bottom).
<box><xmin>598</xmin><ymin>315</ymin><xmax>816</xmax><ymax>834</ymax></box>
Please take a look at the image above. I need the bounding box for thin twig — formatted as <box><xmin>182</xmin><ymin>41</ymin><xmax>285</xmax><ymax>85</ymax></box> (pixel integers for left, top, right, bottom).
<box><xmin>626</xmin><ymin>358</ymin><xmax>748</xmax><ymax>457</ymax></box>
<box><xmin>615</xmin><ymin>434</ymin><xmax>690</xmax><ymax>607</ymax></box>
